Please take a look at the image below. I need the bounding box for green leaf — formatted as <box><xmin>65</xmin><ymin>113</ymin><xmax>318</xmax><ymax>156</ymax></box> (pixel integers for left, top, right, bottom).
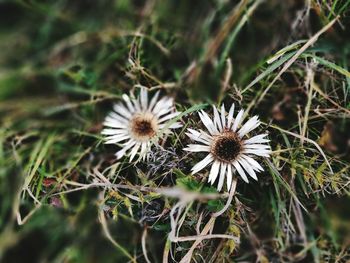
<box><xmin>207</xmin><ymin>199</ymin><xmax>224</xmax><ymax>212</ymax></box>
<box><xmin>176</xmin><ymin>176</ymin><xmax>202</xmax><ymax>191</ymax></box>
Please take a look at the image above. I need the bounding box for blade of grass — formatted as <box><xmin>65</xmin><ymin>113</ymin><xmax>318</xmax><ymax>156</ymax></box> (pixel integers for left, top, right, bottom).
<box><xmin>269</xmin><ymin>123</ymin><xmax>334</xmax><ymax>174</ymax></box>
<box><xmin>301</xmin><ymin>53</ymin><xmax>350</xmax><ymax>78</ymax></box>
<box><xmin>241</xmin><ymin>51</ymin><xmax>296</xmax><ymax>94</ymax></box>
<box><xmin>218</xmin><ymin>0</ymin><xmax>263</xmax><ymax>70</ymax></box>
<box><xmin>23</xmin><ymin>134</ymin><xmax>56</xmax><ymax>190</ymax></box>
<box><xmin>245</xmin><ymin>17</ymin><xmax>339</xmax><ymax>104</ymax></box>
<box><xmin>267</xmin><ymin>159</ymin><xmax>307</xmax><ymax>212</ymax></box>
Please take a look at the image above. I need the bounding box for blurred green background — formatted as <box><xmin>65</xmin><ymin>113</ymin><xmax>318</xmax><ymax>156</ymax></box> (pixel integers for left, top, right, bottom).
<box><xmin>1</xmin><ymin>0</ymin><xmax>350</xmax><ymax>262</ymax></box>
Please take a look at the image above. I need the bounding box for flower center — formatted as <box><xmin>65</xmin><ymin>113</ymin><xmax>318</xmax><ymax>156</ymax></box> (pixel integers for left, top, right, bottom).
<box><xmin>211</xmin><ymin>131</ymin><xmax>242</xmax><ymax>162</ymax></box>
<box><xmin>130</xmin><ymin>114</ymin><xmax>157</xmax><ymax>141</ymax></box>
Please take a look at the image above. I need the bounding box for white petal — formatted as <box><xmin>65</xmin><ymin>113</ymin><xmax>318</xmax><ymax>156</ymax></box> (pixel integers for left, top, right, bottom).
<box><xmin>198</xmin><ymin>112</ymin><xmax>214</xmax><ymax>135</ymax></box>
<box><xmin>158</xmin><ymin>112</ymin><xmax>180</xmax><ymax>123</ymax></box>
<box><xmin>105</xmin><ymin>113</ymin><xmax>129</xmax><ymax>127</ymax></box>
<box><xmin>184</xmin><ymin>144</ymin><xmax>210</xmax><ymax>152</ymax></box>
<box><xmin>244</xmin><ymin>144</ymin><xmax>271</xmax><ymax>150</ymax></box>
<box><xmin>221</xmin><ymin>104</ymin><xmax>226</xmax><ymax>129</ymax></box>
<box><xmin>185</xmin><ymin>129</ymin><xmax>211</xmax><ymax>145</ymax></box>
<box><xmin>240</xmin><ymin>154</ymin><xmax>264</xmax><ymax>172</ymax></box>
<box><xmin>226</xmin><ymin>164</ymin><xmax>233</xmax><ymax>191</ymax></box>
<box><xmin>191</xmin><ymin>154</ymin><xmax>213</xmax><ymax>174</ymax></box>
<box><xmin>227</xmin><ymin>104</ymin><xmax>235</xmax><ymax>128</ymax></box>
<box><xmin>238</xmin><ymin>116</ymin><xmax>260</xmax><ymax>138</ymax></box>
<box><xmin>103</xmin><ymin>118</ymin><xmax>128</xmax><ymax>129</ymax></box>
<box><xmin>148</xmin><ymin>90</ymin><xmax>160</xmax><ymax>111</ymax></box>
<box><xmin>155</xmin><ymin>107</ymin><xmax>173</xmax><ymax>118</ymax></box>
<box><xmin>113</xmin><ymin>103</ymin><xmax>132</xmax><ymax>119</ymax></box>
<box><xmin>140</xmin><ymin>87</ymin><xmax>148</xmax><ymax>110</ymax></box>
<box><xmin>220</xmin><ymin>104</ymin><xmax>226</xmax><ymax>129</ymax></box>
<box><xmin>159</xmin><ymin>122</ymin><xmax>182</xmax><ymax>130</ymax></box>
<box><xmin>238</xmin><ymin>158</ymin><xmax>258</xmax><ymax>181</ymax></box>
<box><xmin>213</xmin><ymin>105</ymin><xmax>223</xmax><ymax>132</ymax></box>
<box><xmin>139</xmin><ymin>142</ymin><xmax>149</xmax><ymax>159</ymax></box>
<box><xmin>108</xmin><ymin>112</ymin><xmax>129</xmax><ymax>124</ymax></box>
<box><xmin>208</xmin><ymin>161</ymin><xmax>220</xmax><ymax>184</ymax></box>
<box><xmin>199</xmin><ymin>129</ymin><xmax>214</xmax><ymax>141</ymax></box>
<box><xmin>244</xmin><ymin>134</ymin><xmax>270</xmax><ymax>144</ymax></box>
<box><xmin>232</xmin><ymin>109</ymin><xmax>244</xmax><ymax>132</ymax></box>
<box><xmin>163</xmin><ymin>129</ymin><xmax>174</xmax><ymax>135</ymax></box>
<box><xmin>199</xmin><ymin>111</ymin><xmax>219</xmax><ymax>135</ymax></box>
<box><xmin>153</xmin><ymin>98</ymin><xmax>173</xmax><ymax>116</ymax></box>
<box><xmin>105</xmin><ymin>134</ymin><xmax>130</xmax><ymax>144</ymax></box>
<box><xmin>217</xmin><ymin>163</ymin><xmax>227</xmax><ymax>192</ymax></box>
<box><xmin>129</xmin><ymin>143</ymin><xmax>141</xmax><ymax>161</ymax></box>
<box><xmin>168</xmin><ymin>122</ymin><xmax>182</xmax><ymax>129</ymax></box>
<box><xmin>232</xmin><ymin>161</ymin><xmax>249</xmax><ymax>183</ymax></box>
<box><xmin>115</xmin><ymin>140</ymin><xmax>136</xmax><ymax>159</ymax></box>
<box><xmin>187</xmin><ymin>128</ymin><xmax>202</xmax><ymax>137</ymax></box>
<box><xmin>243</xmin><ymin>149</ymin><xmax>271</xmax><ymax>157</ymax></box>
<box><xmin>122</xmin><ymin>94</ymin><xmax>135</xmax><ymax>112</ymax></box>
<box><xmin>132</xmin><ymin>98</ymin><xmax>141</xmax><ymax>112</ymax></box>
<box><xmin>101</xmin><ymin>128</ymin><xmax>128</xmax><ymax>135</ymax></box>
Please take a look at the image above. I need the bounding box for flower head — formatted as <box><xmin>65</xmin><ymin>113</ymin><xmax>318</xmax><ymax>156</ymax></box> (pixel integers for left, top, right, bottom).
<box><xmin>102</xmin><ymin>88</ymin><xmax>182</xmax><ymax>161</ymax></box>
<box><xmin>184</xmin><ymin>104</ymin><xmax>271</xmax><ymax>191</ymax></box>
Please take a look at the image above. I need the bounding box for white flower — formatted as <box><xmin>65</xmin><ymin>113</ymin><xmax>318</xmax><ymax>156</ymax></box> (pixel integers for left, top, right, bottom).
<box><xmin>102</xmin><ymin>88</ymin><xmax>182</xmax><ymax>161</ymax></box>
<box><xmin>184</xmin><ymin>104</ymin><xmax>271</xmax><ymax>192</ymax></box>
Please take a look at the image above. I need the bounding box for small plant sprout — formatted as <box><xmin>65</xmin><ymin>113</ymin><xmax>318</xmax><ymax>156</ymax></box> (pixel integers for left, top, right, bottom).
<box><xmin>184</xmin><ymin>104</ymin><xmax>271</xmax><ymax>191</ymax></box>
<box><xmin>102</xmin><ymin>87</ymin><xmax>182</xmax><ymax>161</ymax></box>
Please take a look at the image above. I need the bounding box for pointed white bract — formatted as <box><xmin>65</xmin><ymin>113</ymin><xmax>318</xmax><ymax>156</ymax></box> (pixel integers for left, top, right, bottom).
<box><xmin>184</xmin><ymin>104</ymin><xmax>271</xmax><ymax>191</ymax></box>
<box><xmin>102</xmin><ymin>88</ymin><xmax>182</xmax><ymax>162</ymax></box>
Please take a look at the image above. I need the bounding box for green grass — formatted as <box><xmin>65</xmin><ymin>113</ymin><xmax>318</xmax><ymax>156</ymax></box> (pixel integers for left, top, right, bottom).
<box><xmin>1</xmin><ymin>0</ymin><xmax>350</xmax><ymax>262</ymax></box>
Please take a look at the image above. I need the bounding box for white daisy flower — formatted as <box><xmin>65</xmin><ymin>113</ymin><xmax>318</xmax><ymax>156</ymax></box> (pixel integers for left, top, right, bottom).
<box><xmin>184</xmin><ymin>104</ymin><xmax>271</xmax><ymax>192</ymax></box>
<box><xmin>102</xmin><ymin>88</ymin><xmax>182</xmax><ymax>161</ymax></box>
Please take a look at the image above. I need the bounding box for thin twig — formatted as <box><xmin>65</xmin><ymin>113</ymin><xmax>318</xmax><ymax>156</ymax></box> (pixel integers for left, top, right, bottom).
<box><xmin>142</xmin><ymin>227</ymin><xmax>152</xmax><ymax>263</ymax></box>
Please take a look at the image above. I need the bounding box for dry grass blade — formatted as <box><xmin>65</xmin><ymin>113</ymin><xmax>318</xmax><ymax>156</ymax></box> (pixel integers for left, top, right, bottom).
<box><xmin>269</xmin><ymin>124</ymin><xmax>334</xmax><ymax>174</ymax></box>
<box><xmin>301</xmin><ymin>64</ymin><xmax>316</xmax><ymax>145</ymax></box>
<box><xmin>142</xmin><ymin>227</ymin><xmax>152</xmax><ymax>263</ymax></box>
<box><xmin>255</xmin><ymin>16</ymin><xmax>339</xmax><ymax>106</ymax></box>
<box><xmin>98</xmin><ymin>191</ymin><xmax>136</xmax><ymax>263</ymax></box>
<box><xmin>204</xmin><ymin>0</ymin><xmax>249</xmax><ymax>62</ymax></box>
<box><xmin>178</xmin><ymin>180</ymin><xmax>238</xmax><ymax>263</ymax></box>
